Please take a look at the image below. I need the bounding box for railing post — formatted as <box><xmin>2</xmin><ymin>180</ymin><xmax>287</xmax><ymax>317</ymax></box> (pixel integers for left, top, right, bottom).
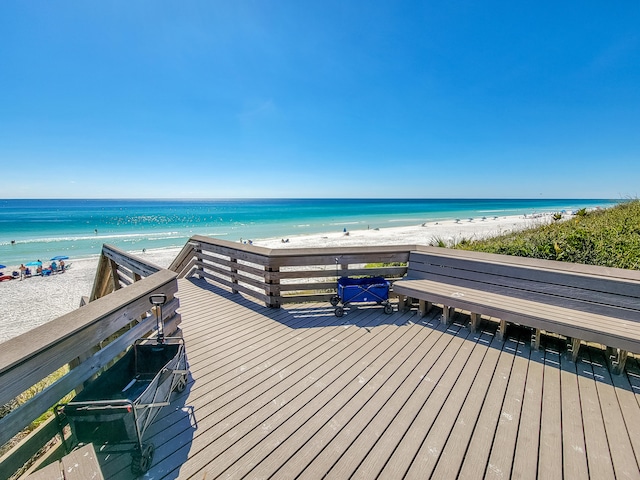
<box><xmin>266</xmin><ymin>266</ymin><xmax>281</xmax><ymax>308</ymax></box>
<box><xmin>109</xmin><ymin>258</ymin><xmax>121</xmax><ymax>291</ymax></box>
<box><xmin>230</xmin><ymin>257</ymin><xmax>239</xmax><ymax>294</ymax></box>
<box><xmin>195</xmin><ymin>245</ymin><xmax>204</xmax><ymax>279</ymax></box>
<box><xmin>340</xmin><ymin>262</ymin><xmax>349</xmax><ymax>277</ymax></box>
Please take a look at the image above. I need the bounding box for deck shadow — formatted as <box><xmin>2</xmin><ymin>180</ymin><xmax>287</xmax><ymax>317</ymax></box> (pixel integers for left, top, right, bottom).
<box><xmin>183</xmin><ymin>276</ymin><xmax>409</xmax><ymax>329</ymax></box>
<box><xmin>444</xmin><ymin>307</ymin><xmax>638</xmax><ymax>393</ymax></box>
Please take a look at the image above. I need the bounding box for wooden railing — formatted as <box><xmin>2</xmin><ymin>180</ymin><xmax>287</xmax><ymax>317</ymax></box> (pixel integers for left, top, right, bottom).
<box><xmin>170</xmin><ymin>235</ymin><xmax>413</xmax><ymax>307</ymax></box>
<box><xmin>90</xmin><ymin>244</ymin><xmax>163</xmax><ymax>301</ymax></box>
<box><xmin>0</xmin><ymin>246</ymin><xmax>180</xmax><ymax>480</ymax></box>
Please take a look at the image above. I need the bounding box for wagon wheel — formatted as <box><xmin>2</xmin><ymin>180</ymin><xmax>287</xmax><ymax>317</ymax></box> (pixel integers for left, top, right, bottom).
<box><xmin>384</xmin><ymin>303</ymin><xmax>393</xmax><ymax>315</ymax></box>
<box><xmin>131</xmin><ymin>443</ymin><xmax>155</xmax><ymax>476</ymax></box>
<box><xmin>330</xmin><ymin>295</ymin><xmax>340</xmax><ymax>307</ymax></box>
<box><xmin>175</xmin><ymin>374</ymin><xmax>188</xmax><ymax>393</ymax></box>
<box><xmin>334</xmin><ymin>306</ymin><xmax>344</xmax><ymax>318</ymax></box>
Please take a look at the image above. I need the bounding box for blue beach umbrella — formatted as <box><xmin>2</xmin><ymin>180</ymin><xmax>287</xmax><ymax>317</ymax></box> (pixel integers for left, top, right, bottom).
<box><xmin>0</xmin><ymin>265</ymin><xmax>6</xmax><ymax>269</ymax></box>
<box><xmin>50</xmin><ymin>255</ymin><xmax>69</xmax><ymax>261</ymax></box>
<box><xmin>25</xmin><ymin>261</ymin><xmax>42</xmax><ymax>267</ymax></box>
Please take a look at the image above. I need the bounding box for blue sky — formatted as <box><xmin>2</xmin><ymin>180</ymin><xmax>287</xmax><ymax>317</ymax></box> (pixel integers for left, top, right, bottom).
<box><xmin>1</xmin><ymin>1</ymin><xmax>639</xmax><ymax>199</ymax></box>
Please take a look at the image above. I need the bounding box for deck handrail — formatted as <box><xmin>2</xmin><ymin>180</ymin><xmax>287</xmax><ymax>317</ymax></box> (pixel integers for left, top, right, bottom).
<box><xmin>173</xmin><ymin>235</ymin><xmax>414</xmax><ymax>307</ymax></box>
<box><xmin>90</xmin><ymin>244</ymin><xmax>163</xmax><ymax>301</ymax></box>
<box><xmin>0</xmin><ymin>247</ymin><xmax>179</xmax><ymax>479</ymax></box>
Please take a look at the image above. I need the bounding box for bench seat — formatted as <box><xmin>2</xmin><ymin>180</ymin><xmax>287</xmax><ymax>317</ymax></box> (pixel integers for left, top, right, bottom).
<box><xmin>392</xmin><ymin>248</ymin><xmax>640</xmax><ymax>374</ymax></box>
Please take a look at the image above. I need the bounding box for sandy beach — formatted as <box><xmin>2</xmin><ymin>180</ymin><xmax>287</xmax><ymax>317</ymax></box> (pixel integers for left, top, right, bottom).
<box><xmin>0</xmin><ymin>213</ymin><xmax>555</xmax><ymax>343</ymax></box>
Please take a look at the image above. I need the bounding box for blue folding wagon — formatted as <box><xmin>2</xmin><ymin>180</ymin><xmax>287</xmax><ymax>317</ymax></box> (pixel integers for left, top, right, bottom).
<box><xmin>330</xmin><ymin>276</ymin><xmax>393</xmax><ymax>317</ymax></box>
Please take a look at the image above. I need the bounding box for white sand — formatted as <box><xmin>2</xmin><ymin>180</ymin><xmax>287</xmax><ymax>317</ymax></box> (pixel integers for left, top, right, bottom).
<box><xmin>0</xmin><ymin>249</ymin><xmax>181</xmax><ymax>343</ymax></box>
<box><xmin>254</xmin><ymin>214</ymin><xmax>548</xmax><ymax>249</ymax></box>
<box><xmin>0</xmin><ymin>213</ymin><xmax>554</xmax><ymax>343</ymax></box>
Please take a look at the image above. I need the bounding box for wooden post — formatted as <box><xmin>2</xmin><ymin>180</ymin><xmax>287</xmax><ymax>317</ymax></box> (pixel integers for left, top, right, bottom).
<box><xmin>469</xmin><ymin>312</ymin><xmax>480</xmax><ymax>333</ymax></box>
<box><xmin>195</xmin><ymin>246</ymin><xmax>204</xmax><ymax>279</ymax></box>
<box><xmin>89</xmin><ymin>254</ymin><xmax>110</xmax><ymax>301</ymax></box>
<box><xmin>230</xmin><ymin>257</ymin><xmax>238</xmax><ymax>294</ymax></box>
<box><xmin>607</xmin><ymin>347</ymin><xmax>629</xmax><ymax>375</ymax></box>
<box><xmin>340</xmin><ymin>263</ymin><xmax>349</xmax><ymax>276</ymax></box>
<box><xmin>531</xmin><ymin>328</ymin><xmax>541</xmax><ymax>350</ymax></box>
<box><xmin>617</xmin><ymin>350</ymin><xmax>629</xmax><ymax>375</ymax></box>
<box><xmin>441</xmin><ymin>305</ymin><xmax>452</xmax><ymax>325</ymax></box>
<box><xmin>497</xmin><ymin>319</ymin><xmax>507</xmax><ymax>341</ymax></box>
<box><xmin>266</xmin><ymin>266</ymin><xmax>280</xmax><ymax>308</ymax></box>
<box><xmin>397</xmin><ymin>294</ymin><xmax>407</xmax><ymax>312</ymax></box>
<box><xmin>570</xmin><ymin>338</ymin><xmax>581</xmax><ymax>362</ymax></box>
<box><xmin>419</xmin><ymin>300</ymin><xmax>432</xmax><ymax>317</ymax></box>
<box><xmin>108</xmin><ymin>259</ymin><xmax>121</xmax><ymax>291</ymax></box>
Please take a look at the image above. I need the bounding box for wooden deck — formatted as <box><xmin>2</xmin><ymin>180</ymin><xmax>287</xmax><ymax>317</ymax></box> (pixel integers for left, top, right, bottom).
<box><xmin>100</xmin><ymin>276</ymin><xmax>640</xmax><ymax>479</ymax></box>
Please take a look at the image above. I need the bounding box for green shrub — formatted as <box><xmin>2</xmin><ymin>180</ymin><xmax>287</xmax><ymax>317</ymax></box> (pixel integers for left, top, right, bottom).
<box><xmin>456</xmin><ymin>200</ymin><xmax>640</xmax><ymax>270</ymax></box>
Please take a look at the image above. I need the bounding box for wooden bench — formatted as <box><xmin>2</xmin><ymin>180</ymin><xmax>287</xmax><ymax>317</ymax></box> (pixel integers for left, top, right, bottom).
<box><xmin>393</xmin><ymin>248</ymin><xmax>640</xmax><ymax>374</ymax></box>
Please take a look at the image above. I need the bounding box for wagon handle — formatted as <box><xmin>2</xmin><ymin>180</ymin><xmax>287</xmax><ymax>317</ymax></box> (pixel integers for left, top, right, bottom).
<box><xmin>149</xmin><ymin>294</ymin><xmax>167</xmax><ymax>343</ymax></box>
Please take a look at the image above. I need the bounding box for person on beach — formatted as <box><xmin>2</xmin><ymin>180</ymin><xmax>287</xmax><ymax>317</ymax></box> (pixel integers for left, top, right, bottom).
<box><xmin>59</xmin><ymin>260</ymin><xmax>65</xmax><ymax>272</ymax></box>
<box><xmin>19</xmin><ymin>264</ymin><xmax>26</xmax><ymax>280</ymax></box>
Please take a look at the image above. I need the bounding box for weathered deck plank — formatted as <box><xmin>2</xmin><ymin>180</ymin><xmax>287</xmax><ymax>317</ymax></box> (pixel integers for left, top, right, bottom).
<box><xmin>322</xmin><ymin>313</ymin><xmax>451</xmax><ymax>479</ymax></box>
<box><xmin>348</xmin><ymin>318</ymin><xmax>468</xmax><ymax>479</ymax></box>
<box><xmin>577</xmin><ymin>353</ymin><xmax>616</xmax><ymax>478</ymax></box>
<box><xmin>511</xmin><ymin>343</ymin><xmax>545</xmax><ymax>480</ymax></box>
<box><xmin>588</xmin><ymin>348</ymin><xmax>640</xmax><ymax>479</ymax></box>
<box><xmin>560</xmin><ymin>348</ymin><xmax>590</xmax><ymax>479</ymax></box>
<box><xmin>377</xmin><ymin>316</ymin><xmax>484</xmax><ymax>478</ymax></box>
<box><xmin>610</xmin><ymin>365</ymin><xmax>640</xmax><ymax>473</ymax></box>
<box><xmin>483</xmin><ymin>335</ymin><xmax>531</xmax><ymax>479</ymax></box>
<box><xmin>538</xmin><ymin>345</ymin><xmax>563</xmax><ymax>480</ymax></box>
<box><xmin>456</xmin><ymin>334</ymin><xmax>520</xmax><ymax>479</ymax></box>
<box><xmin>411</xmin><ymin>328</ymin><xmax>504</xmax><ymax>478</ymax></box>
<box><xmin>429</xmin><ymin>329</ymin><xmax>511</xmax><ymax>479</ymax></box>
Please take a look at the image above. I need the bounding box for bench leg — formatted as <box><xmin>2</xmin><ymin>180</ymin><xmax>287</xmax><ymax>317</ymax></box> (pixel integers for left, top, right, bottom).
<box><xmin>397</xmin><ymin>295</ymin><xmax>405</xmax><ymax>312</ymax></box>
<box><xmin>531</xmin><ymin>328</ymin><xmax>541</xmax><ymax>350</ymax></box>
<box><xmin>570</xmin><ymin>338</ymin><xmax>581</xmax><ymax>362</ymax></box>
<box><xmin>469</xmin><ymin>313</ymin><xmax>480</xmax><ymax>333</ymax></box>
<box><xmin>607</xmin><ymin>347</ymin><xmax>628</xmax><ymax>375</ymax></box>
<box><xmin>442</xmin><ymin>305</ymin><xmax>452</xmax><ymax>325</ymax></box>
<box><xmin>418</xmin><ymin>300</ymin><xmax>432</xmax><ymax>317</ymax></box>
<box><xmin>496</xmin><ymin>319</ymin><xmax>507</xmax><ymax>341</ymax></box>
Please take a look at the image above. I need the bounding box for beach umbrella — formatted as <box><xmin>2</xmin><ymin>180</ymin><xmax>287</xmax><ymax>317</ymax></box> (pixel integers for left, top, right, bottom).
<box><xmin>25</xmin><ymin>261</ymin><xmax>42</xmax><ymax>267</ymax></box>
<box><xmin>50</xmin><ymin>255</ymin><xmax>69</xmax><ymax>261</ymax></box>
<box><xmin>0</xmin><ymin>265</ymin><xmax>6</xmax><ymax>269</ymax></box>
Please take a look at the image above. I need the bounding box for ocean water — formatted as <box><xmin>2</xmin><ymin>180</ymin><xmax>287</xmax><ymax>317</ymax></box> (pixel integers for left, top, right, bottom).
<box><xmin>0</xmin><ymin>198</ymin><xmax>619</xmax><ymax>267</ymax></box>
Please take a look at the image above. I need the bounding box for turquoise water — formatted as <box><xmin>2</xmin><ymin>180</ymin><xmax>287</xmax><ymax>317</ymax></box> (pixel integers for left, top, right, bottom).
<box><xmin>0</xmin><ymin>198</ymin><xmax>619</xmax><ymax>266</ymax></box>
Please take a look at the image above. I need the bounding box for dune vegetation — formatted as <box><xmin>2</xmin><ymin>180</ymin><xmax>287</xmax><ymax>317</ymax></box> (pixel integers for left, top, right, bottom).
<box><xmin>455</xmin><ymin>199</ymin><xmax>640</xmax><ymax>270</ymax></box>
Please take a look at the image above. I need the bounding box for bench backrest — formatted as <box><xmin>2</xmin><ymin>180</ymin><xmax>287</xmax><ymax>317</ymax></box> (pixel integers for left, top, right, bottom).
<box><xmin>406</xmin><ymin>249</ymin><xmax>640</xmax><ymax>322</ymax></box>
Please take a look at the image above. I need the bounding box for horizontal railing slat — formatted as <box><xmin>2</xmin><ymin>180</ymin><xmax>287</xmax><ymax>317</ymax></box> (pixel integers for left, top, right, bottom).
<box><xmin>102</xmin><ymin>244</ymin><xmax>162</xmax><ymax>277</ymax></box>
<box><xmin>197</xmin><ymin>270</ymin><xmax>270</xmax><ymax>303</ymax></box>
